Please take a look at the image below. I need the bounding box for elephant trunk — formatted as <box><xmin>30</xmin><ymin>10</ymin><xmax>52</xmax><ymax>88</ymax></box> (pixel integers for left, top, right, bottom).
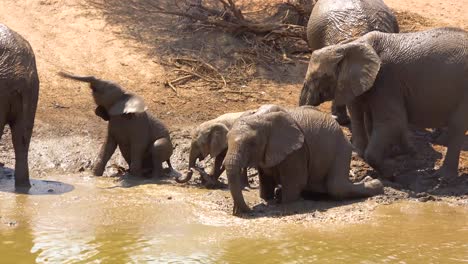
<box><xmin>175</xmin><ymin>141</ymin><xmax>200</xmax><ymax>183</ymax></box>
<box><xmin>224</xmin><ymin>150</ymin><xmax>251</xmax><ymax>215</ymax></box>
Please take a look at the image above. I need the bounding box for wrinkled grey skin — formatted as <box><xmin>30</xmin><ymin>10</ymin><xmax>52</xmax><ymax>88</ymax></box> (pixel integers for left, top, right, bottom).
<box><xmin>224</xmin><ymin>105</ymin><xmax>383</xmax><ymax>216</ymax></box>
<box><xmin>175</xmin><ymin>111</ymin><xmax>250</xmax><ymax>187</ymax></box>
<box><xmin>59</xmin><ymin>72</ymin><xmax>173</xmax><ymax>178</ymax></box>
<box><xmin>299</xmin><ymin>27</ymin><xmax>468</xmax><ymax>180</ymax></box>
<box><xmin>306</xmin><ymin>0</ymin><xmax>399</xmax><ymax>125</ymax></box>
<box><xmin>0</xmin><ymin>24</ymin><xmax>39</xmax><ymax>190</ymax></box>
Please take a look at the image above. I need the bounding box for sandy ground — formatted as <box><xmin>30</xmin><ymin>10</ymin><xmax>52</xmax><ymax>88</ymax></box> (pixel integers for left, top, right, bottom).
<box><xmin>0</xmin><ymin>0</ymin><xmax>467</xmax><ymax>223</ymax></box>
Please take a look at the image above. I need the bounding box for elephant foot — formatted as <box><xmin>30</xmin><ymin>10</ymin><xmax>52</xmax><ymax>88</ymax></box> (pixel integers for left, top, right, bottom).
<box><xmin>15</xmin><ymin>180</ymin><xmax>31</xmax><ymax>193</ymax></box>
<box><xmin>233</xmin><ymin>203</ymin><xmax>251</xmax><ymax>216</ymax></box>
<box><xmin>363</xmin><ymin>178</ymin><xmax>384</xmax><ymax>195</ymax></box>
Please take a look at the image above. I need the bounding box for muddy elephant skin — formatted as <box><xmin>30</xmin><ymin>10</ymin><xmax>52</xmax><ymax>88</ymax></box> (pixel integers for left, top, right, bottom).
<box><xmin>176</xmin><ymin>111</ymin><xmax>251</xmax><ymax>187</ymax></box>
<box><xmin>224</xmin><ymin>105</ymin><xmax>383</xmax><ymax>216</ymax></box>
<box><xmin>299</xmin><ymin>27</ymin><xmax>468</xmax><ymax>180</ymax></box>
<box><xmin>59</xmin><ymin>72</ymin><xmax>173</xmax><ymax>178</ymax></box>
<box><xmin>305</xmin><ymin>0</ymin><xmax>399</xmax><ymax>125</ymax></box>
<box><xmin>0</xmin><ymin>24</ymin><xmax>40</xmax><ymax>189</ymax></box>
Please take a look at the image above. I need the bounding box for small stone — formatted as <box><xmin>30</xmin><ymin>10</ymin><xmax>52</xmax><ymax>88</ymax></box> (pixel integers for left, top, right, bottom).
<box><xmin>167</xmin><ymin>196</ymin><xmax>172</xmax><ymax>200</ymax></box>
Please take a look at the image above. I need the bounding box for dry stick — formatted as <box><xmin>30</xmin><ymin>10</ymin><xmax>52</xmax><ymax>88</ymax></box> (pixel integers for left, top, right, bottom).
<box><xmin>173</xmin><ymin>69</ymin><xmax>218</xmax><ymax>83</ymax></box>
<box><xmin>164</xmin><ymin>80</ymin><xmax>178</xmax><ymax>95</ymax></box>
<box><xmin>174</xmin><ymin>57</ymin><xmax>227</xmax><ymax>87</ymax></box>
<box><xmin>220</xmin><ymin>90</ymin><xmax>260</xmax><ymax>94</ymax></box>
<box><xmin>170</xmin><ymin>75</ymin><xmax>194</xmax><ymax>84</ymax></box>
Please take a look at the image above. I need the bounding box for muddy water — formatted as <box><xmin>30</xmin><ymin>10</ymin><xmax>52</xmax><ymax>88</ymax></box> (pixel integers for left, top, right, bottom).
<box><xmin>0</xmin><ymin>175</ymin><xmax>467</xmax><ymax>263</ymax></box>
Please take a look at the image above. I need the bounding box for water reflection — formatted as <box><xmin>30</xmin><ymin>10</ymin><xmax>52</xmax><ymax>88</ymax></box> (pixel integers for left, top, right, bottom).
<box><xmin>217</xmin><ymin>202</ymin><xmax>468</xmax><ymax>263</ymax></box>
<box><xmin>0</xmin><ymin>195</ymin><xmax>40</xmax><ymax>263</ymax></box>
<box><xmin>1</xmin><ymin>175</ymin><xmax>467</xmax><ymax>263</ymax></box>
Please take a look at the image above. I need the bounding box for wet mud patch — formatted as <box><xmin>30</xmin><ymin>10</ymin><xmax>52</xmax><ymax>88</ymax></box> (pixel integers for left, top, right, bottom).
<box><xmin>0</xmin><ymin>167</ymin><xmax>74</xmax><ymax>195</ymax></box>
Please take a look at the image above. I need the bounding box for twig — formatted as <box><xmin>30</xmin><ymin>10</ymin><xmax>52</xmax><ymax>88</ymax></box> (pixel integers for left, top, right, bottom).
<box><xmin>170</xmin><ymin>75</ymin><xmax>195</xmax><ymax>84</ymax></box>
<box><xmin>220</xmin><ymin>89</ymin><xmax>260</xmax><ymax>94</ymax></box>
<box><xmin>164</xmin><ymin>80</ymin><xmax>179</xmax><ymax>95</ymax></box>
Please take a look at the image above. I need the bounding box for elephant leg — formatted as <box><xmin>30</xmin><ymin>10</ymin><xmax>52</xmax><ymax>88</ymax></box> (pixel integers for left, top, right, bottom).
<box><xmin>327</xmin><ymin>144</ymin><xmax>383</xmax><ymax>199</ymax></box>
<box><xmin>331</xmin><ymin>101</ymin><xmax>350</xmax><ymax>126</ymax></box>
<box><xmin>259</xmin><ymin>168</ymin><xmax>275</xmax><ymax>201</ymax></box>
<box><xmin>364</xmin><ymin>110</ymin><xmax>373</xmax><ymax>140</ymax></box>
<box><xmin>348</xmin><ymin>102</ymin><xmax>368</xmax><ymax>156</ymax></box>
<box><xmin>0</xmin><ymin>104</ymin><xmax>6</xmax><ymax>142</ymax></box>
<box><xmin>439</xmin><ymin>112</ymin><xmax>467</xmax><ymax>179</ymax></box>
<box><xmin>10</xmin><ymin>116</ymin><xmax>32</xmax><ymax>188</ymax></box>
<box><xmin>240</xmin><ymin>168</ymin><xmax>250</xmax><ymax>189</ymax></box>
<box><xmin>277</xmin><ymin>149</ymin><xmax>308</xmax><ymax>203</ymax></box>
<box><xmin>365</xmin><ymin>122</ymin><xmax>401</xmax><ymax>180</ymax></box>
<box><xmin>210</xmin><ymin>150</ymin><xmax>227</xmax><ymax>180</ymax></box>
<box><xmin>93</xmin><ymin>134</ymin><xmax>117</xmax><ymax>176</ymax></box>
<box><xmin>151</xmin><ymin>137</ymin><xmax>173</xmax><ymax>178</ymax></box>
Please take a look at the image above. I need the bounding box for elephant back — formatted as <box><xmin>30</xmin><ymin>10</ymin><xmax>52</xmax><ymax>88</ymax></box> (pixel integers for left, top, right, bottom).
<box><xmin>0</xmin><ymin>24</ymin><xmax>38</xmax><ymax>98</ymax></box>
<box><xmin>307</xmin><ymin>0</ymin><xmax>399</xmax><ymax>51</ymax></box>
<box><xmin>286</xmin><ymin>106</ymin><xmax>346</xmax><ymax>153</ymax></box>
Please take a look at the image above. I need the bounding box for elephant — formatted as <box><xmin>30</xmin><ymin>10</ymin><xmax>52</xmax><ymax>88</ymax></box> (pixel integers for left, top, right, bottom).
<box><xmin>306</xmin><ymin>0</ymin><xmax>399</xmax><ymax>125</ymax></box>
<box><xmin>0</xmin><ymin>24</ymin><xmax>40</xmax><ymax>189</ymax></box>
<box><xmin>224</xmin><ymin>105</ymin><xmax>383</xmax><ymax>215</ymax></box>
<box><xmin>176</xmin><ymin>105</ymin><xmax>288</xmax><ymax>187</ymax></box>
<box><xmin>175</xmin><ymin>111</ymin><xmax>250</xmax><ymax>187</ymax></box>
<box><xmin>299</xmin><ymin>27</ymin><xmax>468</xmax><ymax>180</ymax></box>
<box><xmin>59</xmin><ymin>72</ymin><xmax>173</xmax><ymax>178</ymax></box>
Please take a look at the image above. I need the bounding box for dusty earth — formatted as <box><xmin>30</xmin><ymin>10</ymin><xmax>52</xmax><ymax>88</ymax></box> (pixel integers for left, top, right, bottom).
<box><xmin>0</xmin><ymin>0</ymin><xmax>467</xmax><ymax>224</ymax></box>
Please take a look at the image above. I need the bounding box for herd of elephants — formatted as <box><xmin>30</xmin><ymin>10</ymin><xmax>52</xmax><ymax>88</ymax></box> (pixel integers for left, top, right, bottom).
<box><xmin>0</xmin><ymin>0</ymin><xmax>466</xmax><ymax>216</ymax></box>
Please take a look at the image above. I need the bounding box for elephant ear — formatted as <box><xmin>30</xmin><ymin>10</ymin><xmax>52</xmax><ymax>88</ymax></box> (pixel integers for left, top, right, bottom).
<box><xmin>263</xmin><ymin>112</ymin><xmax>305</xmax><ymax>168</ymax></box>
<box><xmin>94</xmin><ymin>106</ymin><xmax>110</xmax><ymax>121</ymax></box>
<box><xmin>335</xmin><ymin>43</ymin><xmax>381</xmax><ymax>105</ymax></box>
<box><xmin>209</xmin><ymin>123</ymin><xmax>229</xmax><ymax>157</ymax></box>
<box><xmin>108</xmin><ymin>93</ymin><xmax>147</xmax><ymax>116</ymax></box>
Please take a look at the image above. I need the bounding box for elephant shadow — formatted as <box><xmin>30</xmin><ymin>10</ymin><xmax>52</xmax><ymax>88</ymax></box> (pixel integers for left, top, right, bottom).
<box><xmin>245</xmin><ymin>195</ymin><xmax>368</xmax><ymax>219</ymax></box>
<box><xmin>0</xmin><ymin>166</ymin><xmax>74</xmax><ymax>195</ymax></box>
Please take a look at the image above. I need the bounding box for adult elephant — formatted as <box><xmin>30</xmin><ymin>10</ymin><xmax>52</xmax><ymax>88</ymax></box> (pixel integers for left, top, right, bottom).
<box><xmin>0</xmin><ymin>24</ymin><xmax>40</xmax><ymax>189</ymax></box>
<box><xmin>306</xmin><ymin>0</ymin><xmax>399</xmax><ymax>125</ymax></box>
<box><xmin>225</xmin><ymin>105</ymin><xmax>383</xmax><ymax>215</ymax></box>
<box><xmin>299</xmin><ymin>27</ymin><xmax>468</xmax><ymax>180</ymax></box>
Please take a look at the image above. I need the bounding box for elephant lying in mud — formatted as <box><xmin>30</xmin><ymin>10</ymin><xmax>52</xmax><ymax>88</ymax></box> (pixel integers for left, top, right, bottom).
<box><xmin>306</xmin><ymin>0</ymin><xmax>399</xmax><ymax>125</ymax></box>
<box><xmin>225</xmin><ymin>105</ymin><xmax>383</xmax><ymax>216</ymax></box>
<box><xmin>175</xmin><ymin>111</ymin><xmax>251</xmax><ymax>188</ymax></box>
<box><xmin>0</xmin><ymin>24</ymin><xmax>40</xmax><ymax>189</ymax></box>
<box><xmin>299</xmin><ymin>27</ymin><xmax>468</xmax><ymax>180</ymax></box>
<box><xmin>59</xmin><ymin>72</ymin><xmax>173</xmax><ymax>178</ymax></box>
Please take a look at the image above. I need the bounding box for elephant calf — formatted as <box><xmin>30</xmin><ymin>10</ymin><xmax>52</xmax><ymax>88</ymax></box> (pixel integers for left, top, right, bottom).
<box><xmin>59</xmin><ymin>72</ymin><xmax>173</xmax><ymax>178</ymax></box>
<box><xmin>176</xmin><ymin>111</ymin><xmax>251</xmax><ymax>188</ymax></box>
<box><xmin>299</xmin><ymin>27</ymin><xmax>468</xmax><ymax>180</ymax></box>
<box><xmin>224</xmin><ymin>105</ymin><xmax>383</xmax><ymax>215</ymax></box>
<box><xmin>0</xmin><ymin>24</ymin><xmax>39</xmax><ymax>189</ymax></box>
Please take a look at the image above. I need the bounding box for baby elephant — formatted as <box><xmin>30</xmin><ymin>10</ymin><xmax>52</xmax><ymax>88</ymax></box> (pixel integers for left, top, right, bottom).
<box><xmin>176</xmin><ymin>111</ymin><xmax>251</xmax><ymax>188</ymax></box>
<box><xmin>224</xmin><ymin>105</ymin><xmax>383</xmax><ymax>215</ymax></box>
<box><xmin>59</xmin><ymin>72</ymin><xmax>173</xmax><ymax>178</ymax></box>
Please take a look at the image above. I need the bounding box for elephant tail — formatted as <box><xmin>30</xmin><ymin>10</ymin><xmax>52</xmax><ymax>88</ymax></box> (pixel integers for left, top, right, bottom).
<box><xmin>58</xmin><ymin>71</ymin><xmax>98</xmax><ymax>83</ymax></box>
